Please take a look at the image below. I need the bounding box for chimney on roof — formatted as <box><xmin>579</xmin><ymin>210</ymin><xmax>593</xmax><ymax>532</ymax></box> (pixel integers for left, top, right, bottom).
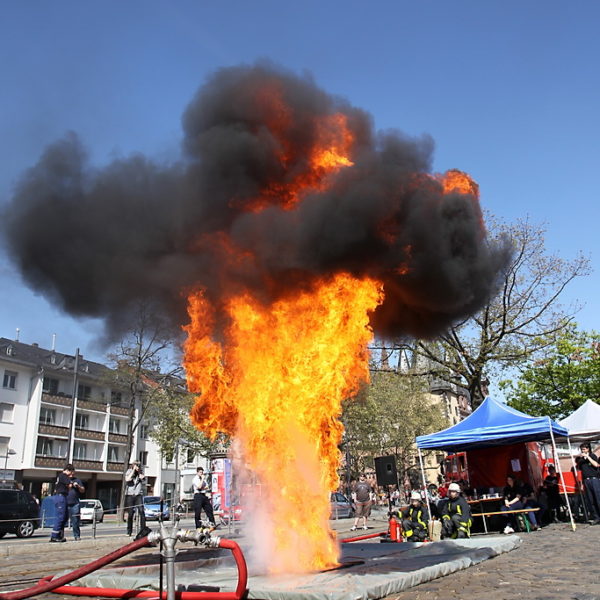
<box><xmin>51</xmin><ymin>334</ymin><xmax>56</xmax><ymax>351</ymax></box>
<box><xmin>15</xmin><ymin>328</ymin><xmax>20</xmax><ymax>342</ymax></box>
<box><xmin>32</xmin><ymin>343</ymin><xmax>38</xmax><ymax>347</ymax></box>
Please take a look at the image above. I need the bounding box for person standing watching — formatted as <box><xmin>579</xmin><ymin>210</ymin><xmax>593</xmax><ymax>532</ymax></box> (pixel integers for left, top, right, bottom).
<box><xmin>125</xmin><ymin>460</ymin><xmax>146</xmax><ymax>536</ymax></box>
<box><xmin>50</xmin><ymin>464</ymin><xmax>74</xmax><ymax>542</ymax></box>
<box><xmin>192</xmin><ymin>467</ymin><xmax>216</xmax><ymax>528</ymax></box>
<box><xmin>351</xmin><ymin>474</ymin><xmax>374</xmax><ymax>531</ymax></box>
<box><xmin>67</xmin><ymin>469</ymin><xmax>85</xmax><ymax>540</ymax></box>
<box><xmin>576</xmin><ymin>442</ymin><xmax>600</xmax><ymax>525</ymax></box>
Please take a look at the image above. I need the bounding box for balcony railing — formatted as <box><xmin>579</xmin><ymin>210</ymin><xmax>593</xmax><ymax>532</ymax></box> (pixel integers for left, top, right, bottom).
<box><xmin>107</xmin><ymin>462</ymin><xmax>123</xmax><ymax>472</ymax></box>
<box><xmin>38</xmin><ymin>423</ymin><xmax>70</xmax><ymax>437</ymax></box>
<box><xmin>35</xmin><ymin>456</ymin><xmax>66</xmax><ymax>469</ymax></box>
<box><xmin>78</xmin><ymin>399</ymin><xmax>108</xmax><ymax>412</ymax></box>
<box><xmin>109</xmin><ymin>405</ymin><xmax>129</xmax><ymax>416</ymax></box>
<box><xmin>108</xmin><ymin>432</ymin><xmax>128</xmax><ymax>444</ymax></box>
<box><xmin>41</xmin><ymin>393</ymin><xmax>73</xmax><ymax>407</ymax></box>
<box><xmin>72</xmin><ymin>459</ymin><xmax>104</xmax><ymax>471</ymax></box>
<box><xmin>74</xmin><ymin>428</ymin><xmax>105</xmax><ymax>441</ymax></box>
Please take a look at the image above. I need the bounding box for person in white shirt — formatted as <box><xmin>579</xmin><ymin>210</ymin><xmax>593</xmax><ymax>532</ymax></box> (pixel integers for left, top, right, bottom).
<box><xmin>192</xmin><ymin>466</ymin><xmax>216</xmax><ymax>528</ymax></box>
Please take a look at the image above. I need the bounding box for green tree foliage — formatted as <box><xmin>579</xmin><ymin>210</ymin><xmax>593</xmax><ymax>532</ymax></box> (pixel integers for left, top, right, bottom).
<box><xmin>413</xmin><ymin>217</ymin><xmax>589</xmax><ymax>406</ymax></box>
<box><xmin>342</xmin><ymin>371</ymin><xmax>446</xmax><ymax>482</ymax></box>
<box><xmin>145</xmin><ymin>385</ymin><xmax>224</xmax><ymax>462</ymax></box>
<box><xmin>502</xmin><ymin>327</ymin><xmax>600</xmax><ymax>419</ymax></box>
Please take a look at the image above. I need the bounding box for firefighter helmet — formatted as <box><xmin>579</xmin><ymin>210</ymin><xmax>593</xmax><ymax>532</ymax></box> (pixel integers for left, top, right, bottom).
<box><xmin>410</xmin><ymin>491</ymin><xmax>422</xmax><ymax>501</ymax></box>
<box><xmin>448</xmin><ymin>482</ymin><xmax>461</xmax><ymax>493</ymax></box>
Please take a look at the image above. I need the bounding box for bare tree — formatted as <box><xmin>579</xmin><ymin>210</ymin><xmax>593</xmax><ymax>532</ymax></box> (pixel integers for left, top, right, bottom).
<box><xmin>411</xmin><ymin>217</ymin><xmax>589</xmax><ymax>406</ymax></box>
<box><xmin>106</xmin><ymin>303</ymin><xmax>178</xmax><ymax>518</ymax></box>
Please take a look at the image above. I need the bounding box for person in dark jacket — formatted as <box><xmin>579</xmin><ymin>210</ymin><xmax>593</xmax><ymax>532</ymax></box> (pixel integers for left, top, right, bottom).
<box><xmin>576</xmin><ymin>442</ymin><xmax>600</xmax><ymax>524</ymax></box>
<box><xmin>67</xmin><ymin>469</ymin><xmax>85</xmax><ymax>541</ymax></box>
<box><xmin>402</xmin><ymin>491</ymin><xmax>429</xmax><ymax>541</ymax></box>
<box><xmin>501</xmin><ymin>474</ymin><xmax>539</xmax><ymax>533</ymax></box>
<box><xmin>440</xmin><ymin>482</ymin><xmax>471</xmax><ymax>538</ymax></box>
<box><xmin>50</xmin><ymin>464</ymin><xmax>74</xmax><ymax>542</ymax></box>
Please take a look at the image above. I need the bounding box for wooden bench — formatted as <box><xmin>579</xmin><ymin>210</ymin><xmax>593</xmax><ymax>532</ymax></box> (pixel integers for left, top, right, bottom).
<box><xmin>471</xmin><ymin>507</ymin><xmax>540</xmax><ymax>533</ymax></box>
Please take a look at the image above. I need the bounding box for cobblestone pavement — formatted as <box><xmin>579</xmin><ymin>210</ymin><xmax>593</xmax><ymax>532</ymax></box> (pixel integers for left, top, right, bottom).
<box><xmin>389</xmin><ymin>522</ymin><xmax>600</xmax><ymax>600</ymax></box>
<box><xmin>3</xmin><ymin>518</ymin><xmax>599</xmax><ymax>600</ymax></box>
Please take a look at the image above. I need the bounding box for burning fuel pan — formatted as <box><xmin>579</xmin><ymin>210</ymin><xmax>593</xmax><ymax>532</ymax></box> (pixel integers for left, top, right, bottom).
<box><xmin>66</xmin><ymin>536</ymin><xmax>520</xmax><ymax>600</ymax></box>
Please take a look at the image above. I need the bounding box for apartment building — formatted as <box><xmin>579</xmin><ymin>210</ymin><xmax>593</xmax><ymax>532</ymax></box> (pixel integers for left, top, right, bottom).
<box><xmin>0</xmin><ymin>336</ymin><xmax>181</xmax><ymax>510</ymax></box>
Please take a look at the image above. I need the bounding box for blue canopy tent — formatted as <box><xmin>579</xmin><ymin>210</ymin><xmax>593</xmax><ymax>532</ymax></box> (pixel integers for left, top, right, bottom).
<box><xmin>415</xmin><ymin>397</ymin><xmax>575</xmax><ymax>530</ymax></box>
<box><xmin>416</xmin><ymin>396</ymin><xmax>568</xmax><ymax>451</ymax></box>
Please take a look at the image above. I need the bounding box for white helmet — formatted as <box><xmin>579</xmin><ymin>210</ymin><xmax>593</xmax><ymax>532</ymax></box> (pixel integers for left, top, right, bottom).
<box><xmin>448</xmin><ymin>482</ymin><xmax>461</xmax><ymax>493</ymax></box>
<box><xmin>410</xmin><ymin>491</ymin><xmax>422</xmax><ymax>501</ymax></box>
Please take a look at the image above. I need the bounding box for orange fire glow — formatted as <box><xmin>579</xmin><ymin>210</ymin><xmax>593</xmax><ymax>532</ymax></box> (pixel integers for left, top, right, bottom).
<box><xmin>182</xmin><ymin>90</ymin><xmax>480</xmax><ymax>573</ymax></box>
<box><xmin>184</xmin><ymin>274</ymin><xmax>382</xmax><ymax>572</ymax></box>
<box><xmin>439</xmin><ymin>168</ymin><xmax>480</xmax><ymax>199</ymax></box>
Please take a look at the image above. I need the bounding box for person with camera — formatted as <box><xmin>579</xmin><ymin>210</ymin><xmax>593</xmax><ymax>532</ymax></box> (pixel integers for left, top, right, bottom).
<box><xmin>67</xmin><ymin>468</ymin><xmax>86</xmax><ymax>540</ymax></box>
<box><xmin>125</xmin><ymin>459</ymin><xmax>146</xmax><ymax>536</ymax></box>
<box><xmin>576</xmin><ymin>442</ymin><xmax>600</xmax><ymax>525</ymax></box>
<box><xmin>192</xmin><ymin>466</ymin><xmax>216</xmax><ymax>528</ymax></box>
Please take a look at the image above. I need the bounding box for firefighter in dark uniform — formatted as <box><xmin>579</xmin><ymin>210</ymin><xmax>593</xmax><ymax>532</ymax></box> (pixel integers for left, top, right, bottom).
<box><xmin>50</xmin><ymin>464</ymin><xmax>74</xmax><ymax>542</ymax></box>
<box><xmin>441</xmin><ymin>482</ymin><xmax>472</xmax><ymax>538</ymax></box>
<box><xmin>402</xmin><ymin>491</ymin><xmax>429</xmax><ymax>541</ymax></box>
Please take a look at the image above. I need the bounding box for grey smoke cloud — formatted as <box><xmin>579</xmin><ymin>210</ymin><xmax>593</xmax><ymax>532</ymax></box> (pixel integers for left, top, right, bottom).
<box><xmin>2</xmin><ymin>63</ymin><xmax>510</xmax><ymax>342</ymax></box>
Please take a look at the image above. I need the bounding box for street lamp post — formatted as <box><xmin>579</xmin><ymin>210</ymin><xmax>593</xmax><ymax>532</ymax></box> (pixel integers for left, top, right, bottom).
<box><xmin>3</xmin><ymin>449</ymin><xmax>16</xmax><ymax>472</ymax></box>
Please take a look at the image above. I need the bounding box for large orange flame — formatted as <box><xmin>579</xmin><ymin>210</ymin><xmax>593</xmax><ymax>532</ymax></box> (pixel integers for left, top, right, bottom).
<box><xmin>184</xmin><ymin>274</ymin><xmax>382</xmax><ymax>572</ymax></box>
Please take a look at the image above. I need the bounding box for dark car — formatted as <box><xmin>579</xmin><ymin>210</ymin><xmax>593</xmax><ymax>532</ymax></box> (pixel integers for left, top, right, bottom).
<box><xmin>0</xmin><ymin>489</ymin><xmax>40</xmax><ymax>538</ymax></box>
<box><xmin>143</xmin><ymin>496</ymin><xmax>170</xmax><ymax>521</ymax></box>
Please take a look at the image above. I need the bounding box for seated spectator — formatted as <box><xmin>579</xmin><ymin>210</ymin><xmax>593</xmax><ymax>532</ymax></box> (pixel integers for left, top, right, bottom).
<box><xmin>401</xmin><ymin>491</ymin><xmax>429</xmax><ymax>542</ymax></box>
<box><xmin>501</xmin><ymin>474</ymin><xmax>539</xmax><ymax>533</ymax></box>
<box><xmin>440</xmin><ymin>482</ymin><xmax>471</xmax><ymax>539</ymax></box>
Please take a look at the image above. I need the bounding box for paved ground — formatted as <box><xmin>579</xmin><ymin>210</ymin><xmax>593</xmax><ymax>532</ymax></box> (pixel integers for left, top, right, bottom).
<box><xmin>2</xmin><ymin>513</ymin><xmax>599</xmax><ymax>600</ymax></box>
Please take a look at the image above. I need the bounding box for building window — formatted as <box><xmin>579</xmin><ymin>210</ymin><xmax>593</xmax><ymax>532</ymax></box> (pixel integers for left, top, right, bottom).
<box><xmin>36</xmin><ymin>437</ymin><xmax>54</xmax><ymax>456</ymax></box>
<box><xmin>77</xmin><ymin>384</ymin><xmax>91</xmax><ymax>400</ymax></box>
<box><xmin>139</xmin><ymin>424</ymin><xmax>149</xmax><ymax>440</ymax></box>
<box><xmin>0</xmin><ymin>403</ymin><xmax>14</xmax><ymax>423</ymax></box>
<box><xmin>39</xmin><ymin>406</ymin><xmax>56</xmax><ymax>425</ymax></box>
<box><xmin>74</xmin><ymin>442</ymin><xmax>87</xmax><ymax>460</ymax></box>
<box><xmin>0</xmin><ymin>437</ymin><xmax>9</xmax><ymax>456</ymax></box>
<box><xmin>186</xmin><ymin>448</ymin><xmax>195</xmax><ymax>465</ymax></box>
<box><xmin>138</xmin><ymin>451</ymin><xmax>148</xmax><ymax>467</ymax></box>
<box><xmin>108</xmin><ymin>445</ymin><xmax>120</xmax><ymax>462</ymax></box>
<box><xmin>109</xmin><ymin>418</ymin><xmax>121</xmax><ymax>434</ymax></box>
<box><xmin>2</xmin><ymin>371</ymin><xmax>17</xmax><ymax>390</ymax></box>
<box><xmin>110</xmin><ymin>390</ymin><xmax>123</xmax><ymax>405</ymax></box>
<box><xmin>42</xmin><ymin>377</ymin><xmax>59</xmax><ymax>395</ymax></box>
<box><xmin>75</xmin><ymin>413</ymin><xmax>89</xmax><ymax>430</ymax></box>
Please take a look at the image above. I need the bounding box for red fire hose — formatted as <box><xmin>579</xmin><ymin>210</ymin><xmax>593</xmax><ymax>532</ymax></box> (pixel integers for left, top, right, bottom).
<box><xmin>42</xmin><ymin>538</ymin><xmax>247</xmax><ymax>600</ymax></box>
<box><xmin>1</xmin><ymin>537</ymin><xmax>247</xmax><ymax>600</ymax></box>
<box><xmin>341</xmin><ymin>530</ymin><xmax>388</xmax><ymax>543</ymax></box>
<box><xmin>0</xmin><ymin>535</ymin><xmax>152</xmax><ymax>600</ymax></box>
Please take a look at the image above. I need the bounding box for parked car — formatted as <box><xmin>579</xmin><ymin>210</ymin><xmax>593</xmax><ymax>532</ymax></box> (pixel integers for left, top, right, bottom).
<box><xmin>330</xmin><ymin>492</ymin><xmax>355</xmax><ymax>519</ymax></box>
<box><xmin>0</xmin><ymin>489</ymin><xmax>40</xmax><ymax>538</ymax></box>
<box><xmin>79</xmin><ymin>499</ymin><xmax>104</xmax><ymax>523</ymax></box>
<box><xmin>143</xmin><ymin>496</ymin><xmax>170</xmax><ymax>521</ymax></box>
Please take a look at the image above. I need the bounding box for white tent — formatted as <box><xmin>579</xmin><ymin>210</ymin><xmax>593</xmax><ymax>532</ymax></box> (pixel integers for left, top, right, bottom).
<box><xmin>559</xmin><ymin>399</ymin><xmax>600</xmax><ymax>442</ymax></box>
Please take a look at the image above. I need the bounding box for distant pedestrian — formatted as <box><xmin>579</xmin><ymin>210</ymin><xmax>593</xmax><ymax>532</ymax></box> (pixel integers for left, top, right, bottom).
<box><xmin>351</xmin><ymin>473</ymin><xmax>374</xmax><ymax>531</ymax></box>
<box><xmin>192</xmin><ymin>467</ymin><xmax>216</xmax><ymax>528</ymax></box>
<box><xmin>50</xmin><ymin>464</ymin><xmax>75</xmax><ymax>542</ymax></box>
<box><xmin>67</xmin><ymin>469</ymin><xmax>85</xmax><ymax>540</ymax></box>
<box><xmin>125</xmin><ymin>460</ymin><xmax>146</xmax><ymax>536</ymax></box>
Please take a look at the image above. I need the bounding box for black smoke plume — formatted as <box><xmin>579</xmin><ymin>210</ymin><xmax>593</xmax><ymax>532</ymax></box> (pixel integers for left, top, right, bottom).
<box><xmin>2</xmin><ymin>63</ymin><xmax>510</xmax><ymax>342</ymax></box>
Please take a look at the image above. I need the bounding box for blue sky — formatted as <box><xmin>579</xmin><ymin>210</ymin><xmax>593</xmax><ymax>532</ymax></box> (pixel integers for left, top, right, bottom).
<box><xmin>1</xmin><ymin>1</ymin><xmax>598</xmax><ymax>363</ymax></box>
